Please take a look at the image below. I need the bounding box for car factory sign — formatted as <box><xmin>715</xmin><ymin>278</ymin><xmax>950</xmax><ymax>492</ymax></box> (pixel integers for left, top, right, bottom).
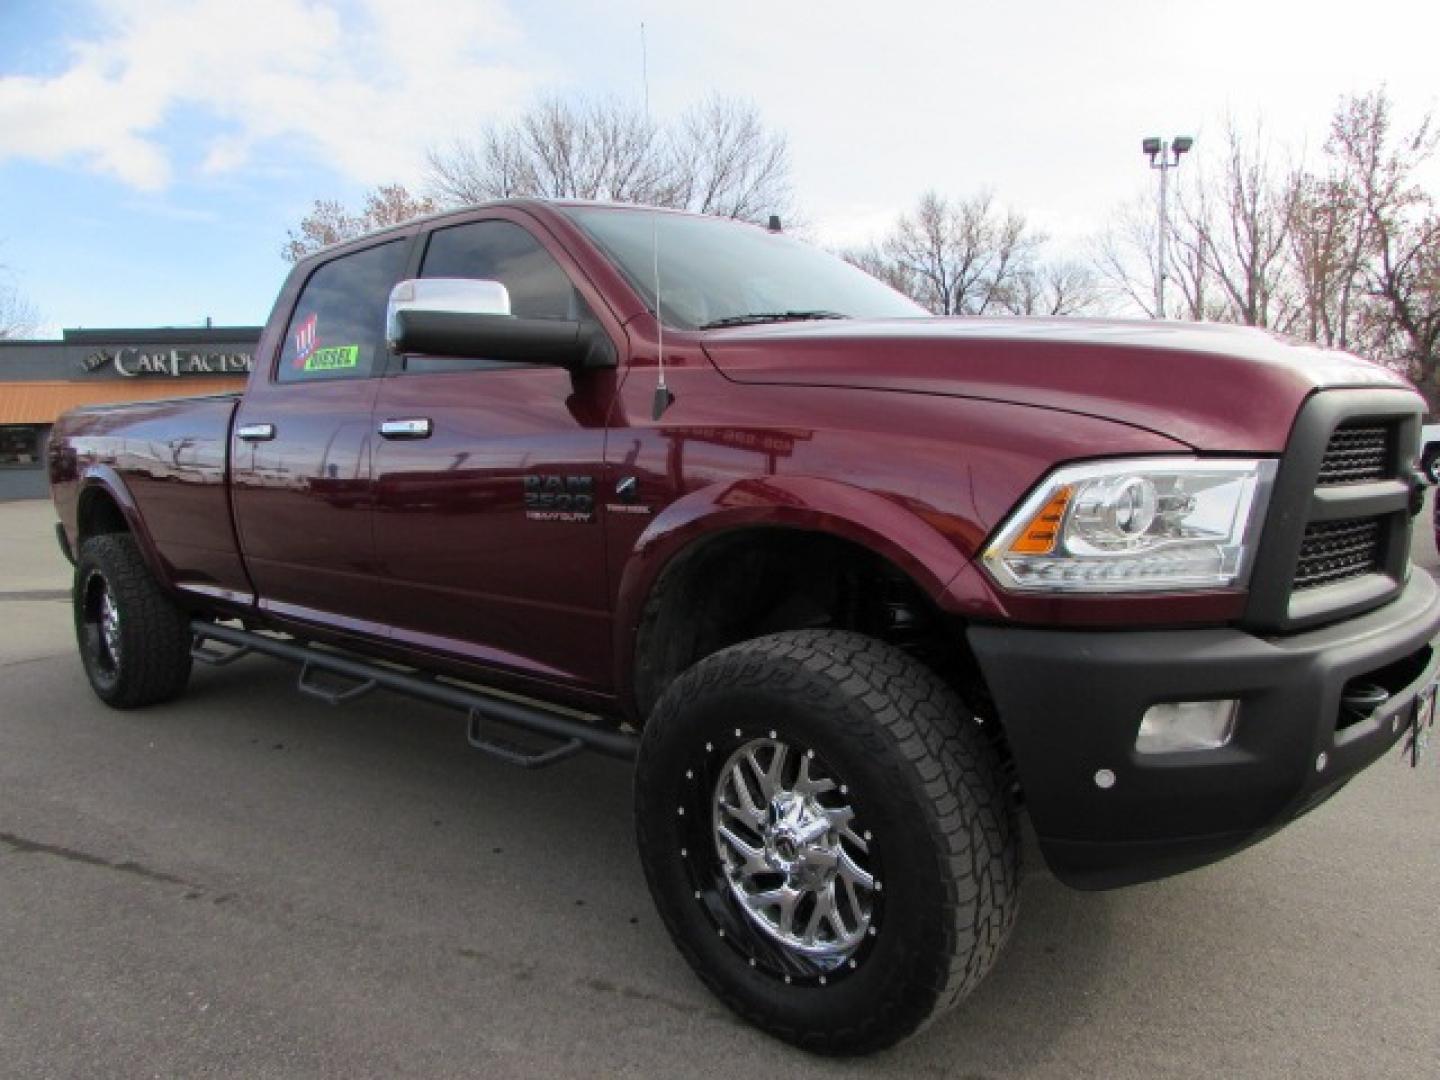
<box><xmin>81</xmin><ymin>347</ymin><xmax>254</xmax><ymax>378</ymax></box>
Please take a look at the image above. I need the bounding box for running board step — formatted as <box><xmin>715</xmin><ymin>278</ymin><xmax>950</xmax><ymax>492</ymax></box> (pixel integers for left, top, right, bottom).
<box><xmin>189</xmin><ymin>620</ymin><xmax>637</xmax><ymax>765</ymax></box>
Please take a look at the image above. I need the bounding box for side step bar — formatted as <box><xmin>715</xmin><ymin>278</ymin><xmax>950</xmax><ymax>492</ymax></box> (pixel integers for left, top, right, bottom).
<box><xmin>190</xmin><ymin>620</ymin><xmax>638</xmax><ymax>767</ymax></box>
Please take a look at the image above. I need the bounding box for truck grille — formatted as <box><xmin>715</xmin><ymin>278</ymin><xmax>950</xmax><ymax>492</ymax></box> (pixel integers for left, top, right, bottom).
<box><xmin>1316</xmin><ymin>425</ymin><xmax>1390</xmax><ymax>485</ymax></box>
<box><xmin>1293</xmin><ymin>518</ymin><xmax>1384</xmax><ymax>590</ymax></box>
<box><xmin>1246</xmin><ymin>389</ymin><xmax>1419</xmax><ymax>633</ymax></box>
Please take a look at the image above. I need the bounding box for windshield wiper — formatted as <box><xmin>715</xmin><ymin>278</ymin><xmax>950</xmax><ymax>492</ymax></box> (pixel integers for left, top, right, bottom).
<box><xmin>699</xmin><ymin>310</ymin><xmax>850</xmax><ymax>329</ymax></box>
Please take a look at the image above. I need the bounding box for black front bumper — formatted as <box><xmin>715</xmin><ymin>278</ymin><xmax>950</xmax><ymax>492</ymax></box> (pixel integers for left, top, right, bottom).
<box><xmin>968</xmin><ymin>571</ymin><xmax>1440</xmax><ymax>889</ymax></box>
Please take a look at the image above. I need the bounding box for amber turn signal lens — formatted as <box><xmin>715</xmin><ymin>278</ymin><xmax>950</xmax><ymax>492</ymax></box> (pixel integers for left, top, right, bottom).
<box><xmin>1007</xmin><ymin>486</ymin><xmax>1073</xmax><ymax>555</ymax></box>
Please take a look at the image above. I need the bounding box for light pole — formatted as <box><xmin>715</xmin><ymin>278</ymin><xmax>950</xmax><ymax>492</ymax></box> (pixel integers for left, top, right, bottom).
<box><xmin>1142</xmin><ymin>135</ymin><xmax>1193</xmax><ymax>318</ymax></box>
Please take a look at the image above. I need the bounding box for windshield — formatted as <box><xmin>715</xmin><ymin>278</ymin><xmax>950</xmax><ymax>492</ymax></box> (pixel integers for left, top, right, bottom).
<box><xmin>563</xmin><ymin>206</ymin><xmax>927</xmax><ymax>330</ymax></box>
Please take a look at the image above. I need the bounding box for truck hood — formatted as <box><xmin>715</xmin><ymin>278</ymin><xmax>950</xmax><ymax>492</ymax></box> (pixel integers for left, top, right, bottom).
<box><xmin>699</xmin><ymin>317</ymin><xmax>1415</xmax><ymax>452</ymax></box>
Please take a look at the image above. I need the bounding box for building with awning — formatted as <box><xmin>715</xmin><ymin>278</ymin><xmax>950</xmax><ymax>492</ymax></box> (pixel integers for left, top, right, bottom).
<box><xmin>0</xmin><ymin>326</ymin><xmax>260</xmax><ymax>500</ymax></box>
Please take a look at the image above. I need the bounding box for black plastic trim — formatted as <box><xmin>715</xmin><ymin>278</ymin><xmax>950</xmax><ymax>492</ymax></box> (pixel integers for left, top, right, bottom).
<box><xmin>968</xmin><ymin>570</ymin><xmax>1440</xmax><ymax>889</ymax></box>
<box><xmin>1245</xmin><ymin>388</ymin><xmax>1422</xmax><ymax>633</ymax></box>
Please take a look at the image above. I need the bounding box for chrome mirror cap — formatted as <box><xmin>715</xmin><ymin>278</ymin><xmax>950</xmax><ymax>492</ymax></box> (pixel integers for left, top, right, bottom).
<box><xmin>386</xmin><ymin>278</ymin><xmax>511</xmax><ymax>350</ymax></box>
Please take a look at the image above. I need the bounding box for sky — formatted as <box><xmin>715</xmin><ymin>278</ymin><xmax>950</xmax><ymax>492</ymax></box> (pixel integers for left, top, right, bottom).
<box><xmin>1</xmin><ymin>0</ymin><xmax>1436</xmax><ymax>335</ymax></box>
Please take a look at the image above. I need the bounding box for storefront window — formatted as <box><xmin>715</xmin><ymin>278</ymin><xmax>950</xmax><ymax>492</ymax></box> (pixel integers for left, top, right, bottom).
<box><xmin>0</xmin><ymin>425</ymin><xmax>44</xmax><ymax>466</ymax></box>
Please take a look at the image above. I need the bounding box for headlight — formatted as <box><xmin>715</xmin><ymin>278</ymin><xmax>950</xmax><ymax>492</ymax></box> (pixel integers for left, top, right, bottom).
<box><xmin>983</xmin><ymin>458</ymin><xmax>1276</xmax><ymax>593</ymax></box>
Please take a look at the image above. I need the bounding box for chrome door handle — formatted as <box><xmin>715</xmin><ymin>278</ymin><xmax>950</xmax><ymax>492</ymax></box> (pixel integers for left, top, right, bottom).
<box><xmin>378</xmin><ymin>418</ymin><xmax>433</xmax><ymax>439</ymax></box>
<box><xmin>236</xmin><ymin>423</ymin><xmax>276</xmax><ymax>442</ymax></box>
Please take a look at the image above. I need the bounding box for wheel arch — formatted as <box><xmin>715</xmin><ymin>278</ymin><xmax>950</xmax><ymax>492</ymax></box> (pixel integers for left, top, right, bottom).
<box><xmin>73</xmin><ymin>468</ymin><xmax>173</xmax><ymax>591</ymax></box>
<box><xmin>614</xmin><ymin>477</ymin><xmax>981</xmax><ymax>719</ymax></box>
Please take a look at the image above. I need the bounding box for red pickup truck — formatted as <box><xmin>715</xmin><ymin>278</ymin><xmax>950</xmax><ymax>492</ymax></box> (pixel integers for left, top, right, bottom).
<box><xmin>47</xmin><ymin>200</ymin><xmax>1440</xmax><ymax>1053</ymax></box>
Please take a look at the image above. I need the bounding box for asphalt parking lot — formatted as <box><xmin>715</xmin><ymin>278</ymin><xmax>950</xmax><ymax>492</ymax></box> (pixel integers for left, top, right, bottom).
<box><xmin>2</xmin><ymin>498</ymin><xmax>1438</xmax><ymax>1078</ymax></box>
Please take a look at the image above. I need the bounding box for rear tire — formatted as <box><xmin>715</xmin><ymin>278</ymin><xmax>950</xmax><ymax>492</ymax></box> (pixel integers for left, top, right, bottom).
<box><xmin>634</xmin><ymin>629</ymin><xmax>1019</xmax><ymax>1054</ymax></box>
<box><xmin>74</xmin><ymin>533</ymin><xmax>193</xmax><ymax>708</ymax></box>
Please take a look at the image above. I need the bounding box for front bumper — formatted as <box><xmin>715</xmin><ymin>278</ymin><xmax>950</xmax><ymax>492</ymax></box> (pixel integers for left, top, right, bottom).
<box><xmin>968</xmin><ymin>570</ymin><xmax>1440</xmax><ymax>889</ymax></box>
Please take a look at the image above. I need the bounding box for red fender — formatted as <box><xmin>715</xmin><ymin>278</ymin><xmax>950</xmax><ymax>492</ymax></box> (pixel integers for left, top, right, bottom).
<box><xmin>72</xmin><ymin>466</ymin><xmax>177</xmax><ymax>593</ymax></box>
<box><xmin>611</xmin><ymin>474</ymin><xmax>974</xmax><ymax>712</ymax></box>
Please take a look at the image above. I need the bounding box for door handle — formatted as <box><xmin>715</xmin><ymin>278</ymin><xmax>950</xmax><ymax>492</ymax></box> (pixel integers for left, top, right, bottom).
<box><xmin>236</xmin><ymin>423</ymin><xmax>276</xmax><ymax>442</ymax></box>
<box><xmin>378</xmin><ymin>418</ymin><xmax>433</xmax><ymax>440</ymax></box>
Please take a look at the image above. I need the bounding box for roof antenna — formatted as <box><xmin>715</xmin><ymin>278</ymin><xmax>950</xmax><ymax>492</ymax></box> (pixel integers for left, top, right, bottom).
<box><xmin>642</xmin><ymin>22</ymin><xmax>673</xmax><ymax>421</ymax></box>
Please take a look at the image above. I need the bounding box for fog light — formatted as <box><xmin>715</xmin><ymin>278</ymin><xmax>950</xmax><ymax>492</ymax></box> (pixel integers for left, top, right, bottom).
<box><xmin>1136</xmin><ymin>700</ymin><xmax>1239</xmax><ymax>753</ymax></box>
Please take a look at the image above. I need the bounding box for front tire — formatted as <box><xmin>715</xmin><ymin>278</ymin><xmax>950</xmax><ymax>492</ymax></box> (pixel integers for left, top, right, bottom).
<box><xmin>634</xmin><ymin>629</ymin><xmax>1019</xmax><ymax>1054</ymax></box>
<box><xmin>74</xmin><ymin>533</ymin><xmax>193</xmax><ymax>708</ymax></box>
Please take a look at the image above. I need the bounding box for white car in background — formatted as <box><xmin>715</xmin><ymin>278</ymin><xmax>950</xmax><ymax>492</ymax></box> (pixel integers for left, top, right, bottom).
<box><xmin>1418</xmin><ymin>423</ymin><xmax>1440</xmax><ymax>569</ymax></box>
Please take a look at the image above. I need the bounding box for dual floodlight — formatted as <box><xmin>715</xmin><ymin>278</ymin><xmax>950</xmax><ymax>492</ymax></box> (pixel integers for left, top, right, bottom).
<box><xmin>1143</xmin><ymin>135</ymin><xmax>1193</xmax><ymax>162</ymax></box>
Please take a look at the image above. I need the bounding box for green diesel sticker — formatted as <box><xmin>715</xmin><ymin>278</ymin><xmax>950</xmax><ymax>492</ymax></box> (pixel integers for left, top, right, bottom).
<box><xmin>303</xmin><ymin>344</ymin><xmax>360</xmax><ymax>372</ymax></box>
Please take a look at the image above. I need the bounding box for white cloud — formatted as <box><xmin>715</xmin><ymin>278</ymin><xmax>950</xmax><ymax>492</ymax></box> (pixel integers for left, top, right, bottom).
<box><xmin>807</xmin><ymin>203</ymin><xmax>904</xmax><ymax>251</ymax></box>
<box><xmin>0</xmin><ymin>0</ymin><xmax>546</xmax><ymax>190</ymax></box>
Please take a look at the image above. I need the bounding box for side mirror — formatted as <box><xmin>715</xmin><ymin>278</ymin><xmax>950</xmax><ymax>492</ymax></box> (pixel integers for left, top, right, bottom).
<box><xmin>386</xmin><ymin>278</ymin><xmax>614</xmax><ymax>370</ymax></box>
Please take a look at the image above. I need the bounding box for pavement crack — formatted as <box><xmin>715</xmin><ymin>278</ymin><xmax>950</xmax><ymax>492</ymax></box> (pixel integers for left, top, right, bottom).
<box><xmin>0</xmin><ymin>653</ymin><xmax>69</xmax><ymax>670</ymax></box>
<box><xmin>0</xmin><ymin>829</ymin><xmax>195</xmax><ymax>889</ymax></box>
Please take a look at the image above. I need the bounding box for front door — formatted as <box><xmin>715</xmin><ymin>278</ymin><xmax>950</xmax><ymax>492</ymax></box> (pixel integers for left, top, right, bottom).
<box><xmin>231</xmin><ymin>236</ymin><xmax>409</xmax><ymax>633</ymax></box>
<box><xmin>372</xmin><ymin>215</ymin><xmax>619</xmax><ymax>694</ymax></box>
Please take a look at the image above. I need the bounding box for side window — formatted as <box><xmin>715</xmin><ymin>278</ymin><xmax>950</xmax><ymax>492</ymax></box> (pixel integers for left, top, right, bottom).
<box><xmin>277</xmin><ymin>240</ymin><xmax>406</xmax><ymax>383</ymax></box>
<box><xmin>420</xmin><ymin>221</ymin><xmax>586</xmax><ymax>321</ymax></box>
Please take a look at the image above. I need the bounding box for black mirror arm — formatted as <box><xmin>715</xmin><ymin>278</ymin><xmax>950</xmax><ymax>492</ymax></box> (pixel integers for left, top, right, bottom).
<box><xmin>394</xmin><ymin>310</ymin><xmax>607</xmax><ymax>367</ymax></box>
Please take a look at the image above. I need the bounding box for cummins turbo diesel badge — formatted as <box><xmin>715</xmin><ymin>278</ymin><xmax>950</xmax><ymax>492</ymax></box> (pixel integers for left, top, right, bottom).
<box><xmin>524</xmin><ymin>474</ymin><xmax>595</xmax><ymax>522</ymax></box>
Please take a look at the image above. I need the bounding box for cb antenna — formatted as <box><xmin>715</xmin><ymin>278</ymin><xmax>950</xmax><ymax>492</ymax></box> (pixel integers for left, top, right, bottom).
<box><xmin>642</xmin><ymin>22</ymin><xmax>673</xmax><ymax>420</ymax></box>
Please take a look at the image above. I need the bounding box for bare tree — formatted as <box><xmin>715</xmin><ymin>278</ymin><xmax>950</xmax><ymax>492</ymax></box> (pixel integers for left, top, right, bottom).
<box><xmin>1323</xmin><ymin>90</ymin><xmax>1440</xmax><ymax>403</ymax></box>
<box><xmin>282</xmin><ymin>183</ymin><xmax>436</xmax><ymax>262</ymax></box>
<box><xmin>424</xmin><ymin>94</ymin><xmax>793</xmax><ymax>224</ymax></box>
<box><xmin>1092</xmin><ymin>194</ymin><xmax>1169</xmax><ymax>318</ymax></box>
<box><xmin>0</xmin><ymin>264</ymin><xmax>40</xmax><ymax>339</ymax></box>
<box><xmin>1090</xmin><ymin>91</ymin><xmax>1440</xmax><ymax>392</ymax></box>
<box><xmin>667</xmin><ymin>96</ymin><xmax>792</xmax><ymax>221</ymax></box>
<box><xmin>1004</xmin><ymin>260</ymin><xmax>1102</xmax><ymax>317</ymax></box>
<box><xmin>867</xmin><ymin>191</ymin><xmax>1045</xmax><ymax>315</ymax></box>
<box><xmin>844</xmin><ymin>191</ymin><xmax>1096</xmax><ymax>317</ymax></box>
<box><xmin>1094</xmin><ymin>128</ymin><xmax>1302</xmax><ymax>327</ymax></box>
<box><xmin>1177</xmin><ymin>121</ymin><xmax>1303</xmax><ymax>333</ymax></box>
<box><xmin>839</xmin><ymin>243</ymin><xmax>921</xmax><ymax>299</ymax></box>
<box><xmin>428</xmin><ymin>96</ymin><xmax>666</xmax><ymax>205</ymax></box>
<box><xmin>1287</xmin><ymin>168</ymin><xmax>1369</xmax><ymax>349</ymax></box>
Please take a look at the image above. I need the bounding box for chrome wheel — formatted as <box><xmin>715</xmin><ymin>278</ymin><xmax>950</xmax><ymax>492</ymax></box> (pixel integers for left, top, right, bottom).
<box><xmin>82</xmin><ymin>570</ymin><xmax>121</xmax><ymax>676</ymax></box>
<box><xmin>712</xmin><ymin>737</ymin><xmax>876</xmax><ymax>963</ymax></box>
<box><xmin>100</xmin><ymin>590</ymin><xmax>121</xmax><ymax>666</ymax></box>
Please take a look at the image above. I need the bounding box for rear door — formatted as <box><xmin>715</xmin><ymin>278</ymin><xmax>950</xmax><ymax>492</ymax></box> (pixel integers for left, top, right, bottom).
<box><xmin>231</xmin><ymin>236</ymin><xmax>409</xmax><ymax>633</ymax></box>
<box><xmin>371</xmin><ymin>213</ymin><xmax>621</xmax><ymax>694</ymax></box>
